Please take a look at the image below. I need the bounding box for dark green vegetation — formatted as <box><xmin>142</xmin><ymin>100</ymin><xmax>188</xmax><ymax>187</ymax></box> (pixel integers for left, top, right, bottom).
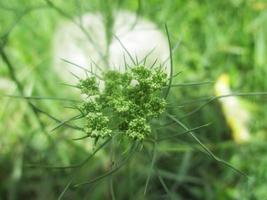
<box><xmin>1</xmin><ymin>0</ymin><xmax>267</xmax><ymax>199</ymax></box>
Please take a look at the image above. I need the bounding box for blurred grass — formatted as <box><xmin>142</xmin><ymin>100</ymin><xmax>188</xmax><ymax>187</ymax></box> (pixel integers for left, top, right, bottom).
<box><xmin>1</xmin><ymin>0</ymin><xmax>267</xmax><ymax>199</ymax></box>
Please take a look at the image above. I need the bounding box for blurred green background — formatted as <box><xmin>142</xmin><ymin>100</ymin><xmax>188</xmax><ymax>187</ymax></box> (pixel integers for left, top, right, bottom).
<box><xmin>1</xmin><ymin>0</ymin><xmax>267</xmax><ymax>199</ymax></box>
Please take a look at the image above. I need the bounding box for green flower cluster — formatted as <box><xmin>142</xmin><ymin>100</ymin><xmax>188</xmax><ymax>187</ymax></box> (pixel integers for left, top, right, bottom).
<box><xmin>77</xmin><ymin>65</ymin><xmax>168</xmax><ymax>140</ymax></box>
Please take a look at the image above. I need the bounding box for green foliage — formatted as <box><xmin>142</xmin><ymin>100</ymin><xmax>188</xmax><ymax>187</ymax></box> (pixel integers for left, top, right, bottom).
<box><xmin>78</xmin><ymin>65</ymin><xmax>168</xmax><ymax>140</ymax></box>
<box><xmin>2</xmin><ymin>0</ymin><xmax>267</xmax><ymax>199</ymax></box>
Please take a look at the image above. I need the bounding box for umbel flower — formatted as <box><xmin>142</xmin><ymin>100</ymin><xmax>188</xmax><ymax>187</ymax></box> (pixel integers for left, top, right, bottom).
<box><xmin>77</xmin><ymin>65</ymin><xmax>168</xmax><ymax>140</ymax></box>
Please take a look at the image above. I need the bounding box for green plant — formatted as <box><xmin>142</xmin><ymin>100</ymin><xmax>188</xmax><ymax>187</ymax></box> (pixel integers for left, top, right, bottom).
<box><xmin>77</xmin><ymin>65</ymin><xmax>168</xmax><ymax>140</ymax></box>
<box><xmin>2</xmin><ymin>1</ymin><xmax>267</xmax><ymax>199</ymax></box>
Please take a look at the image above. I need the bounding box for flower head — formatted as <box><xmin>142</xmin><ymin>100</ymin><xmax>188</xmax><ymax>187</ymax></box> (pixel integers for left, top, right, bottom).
<box><xmin>78</xmin><ymin>65</ymin><xmax>168</xmax><ymax>140</ymax></box>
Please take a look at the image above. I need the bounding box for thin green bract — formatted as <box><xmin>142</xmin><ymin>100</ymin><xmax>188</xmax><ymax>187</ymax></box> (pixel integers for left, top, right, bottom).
<box><xmin>77</xmin><ymin>65</ymin><xmax>168</xmax><ymax>140</ymax></box>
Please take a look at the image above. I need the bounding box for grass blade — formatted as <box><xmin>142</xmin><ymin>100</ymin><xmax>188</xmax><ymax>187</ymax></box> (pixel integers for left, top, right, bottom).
<box><xmin>167</xmin><ymin>113</ymin><xmax>247</xmax><ymax>177</ymax></box>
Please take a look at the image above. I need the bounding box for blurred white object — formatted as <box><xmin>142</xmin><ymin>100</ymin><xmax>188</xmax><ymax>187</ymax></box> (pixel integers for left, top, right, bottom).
<box><xmin>214</xmin><ymin>74</ymin><xmax>250</xmax><ymax>143</ymax></box>
<box><xmin>0</xmin><ymin>78</ymin><xmax>16</xmax><ymax>93</ymax></box>
<box><xmin>53</xmin><ymin>13</ymin><xmax>107</xmax><ymax>83</ymax></box>
<box><xmin>53</xmin><ymin>11</ymin><xmax>170</xmax><ymax>84</ymax></box>
<box><xmin>109</xmin><ymin>11</ymin><xmax>170</xmax><ymax>72</ymax></box>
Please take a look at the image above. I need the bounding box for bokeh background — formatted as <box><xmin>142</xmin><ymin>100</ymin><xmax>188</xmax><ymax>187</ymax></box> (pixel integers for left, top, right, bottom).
<box><xmin>1</xmin><ymin>0</ymin><xmax>267</xmax><ymax>199</ymax></box>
